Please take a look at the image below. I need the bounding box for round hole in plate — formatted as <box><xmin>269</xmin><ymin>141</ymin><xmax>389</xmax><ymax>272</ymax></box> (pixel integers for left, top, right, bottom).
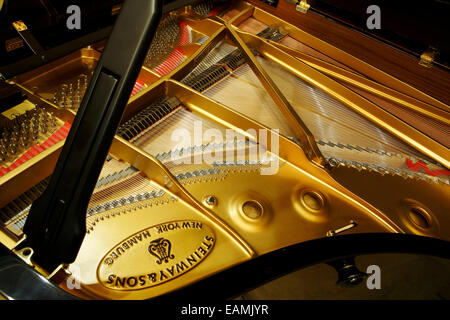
<box><xmin>302</xmin><ymin>191</ymin><xmax>324</xmax><ymax>211</ymax></box>
<box><xmin>242</xmin><ymin>200</ymin><xmax>263</xmax><ymax>219</ymax></box>
<box><xmin>408</xmin><ymin>206</ymin><xmax>430</xmax><ymax>229</ymax></box>
<box><xmin>22</xmin><ymin>248</ymin><xmax>32</xmax><ymax>256</ymax></box>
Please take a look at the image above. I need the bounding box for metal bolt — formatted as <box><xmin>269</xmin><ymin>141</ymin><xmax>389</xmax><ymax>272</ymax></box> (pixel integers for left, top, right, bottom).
<box><xmin>203</xmin><ymin>195</ymin><xmax>217</xmax><ymax>208</ymax></box>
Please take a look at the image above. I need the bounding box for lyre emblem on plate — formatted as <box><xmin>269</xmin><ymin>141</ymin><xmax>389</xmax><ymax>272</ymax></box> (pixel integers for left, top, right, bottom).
<box><xmin>148</xmin><ymin>238</ymin><xmax>174</xmax><ymax>264</ymax></box>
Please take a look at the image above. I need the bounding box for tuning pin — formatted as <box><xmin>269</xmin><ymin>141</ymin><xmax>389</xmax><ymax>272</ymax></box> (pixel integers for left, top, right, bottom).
<box><xmin>53</xmin><ymin>92</ymin><xmax>59</xmax><ymax>105</ymax></box>
<box><xmin>2</xmin><ymin>130</ymin><xmax>10</xmax><ymax>142</ymax></box>
<box><xmin>60</xmin><ymin>85</ymin><xmax>67</xmax><ymax>97</ymax></box>
<box><xmin>60</xmin><ymin>84</ymin><xmax>68</xmax><ymax>108</ymax></box>
<box><xmin>24</xmin><ymin>110</ymin><xmax>31</xmax><ymax>126</ymax></box>
<box><xmin>39</xmin><ymin>114</ymin><xmax>47</xmax><ymax>134</ymax></box>
<box><xmin>76</xmin><ymin>79</ymin><xmax>82</xmax><ymax>104</ymax></box>
<box><xmin>8</xmin><ymin>139</ymin><xmax>17</xmax><ymax>155</ymax></box>
<box><xmin>22</xmin><ymin>131</ymin><xmax>30</xmax><ymax>147</ymax></box>
<box><xmin>0</xmin><ymin>138</ymin><xmax>6</xmax><ymax>155</ymax></box>
<box><xmin>31</xmin><ymin>115</ymin><xmax>38</xmax><ymax>127</ymax></box>
<box><xmin>75</xmin><ymin>90</ymin><xmax>81</xmax><ymax>107</ymax></box>
<box><xmin>11</xmin><ymin>124</ymin><xmax>20</xmax><ymax>139</ymax></box>
<box><xmin>82</xmin><ymin>74</ymin><xmax>88</xmax><ymax>89</ymax></box>
<box><xmin>69</xmin><ymin>84</ymin><xmax>74</xmax><ymax>105</ymax></box>
<box><xmin>18</xmin><ymin>134</ymin><xmax>26</xmax><ymax>148</ymax></box>
<box><xmin>50</xmin><ymin>112</ymin><xmax>56</xmax><ymax>128</ymax></box>
<box><xmin>21</xmin><ymin>121</ymin><xmax>28</xmax><ymax>133</ymax></box>
<box><xmin>0</xmin><ymin>148</ymin><xmax>6</xmax><ymax>162</ymax></box>
<box><xmin>42</xmin><ymin>110</ymin><xmax>48</xmax><ymax>123</ymax></box>
<box><xmin>2</xmin><ymin>132</ymin><xmax>9</xmax><ymax>147</ymax></box>
<box><xmin>0</xmin><ymin>151</ymin><xmax>8</xmax><ymax>163</ymax></box>
<box><xmin>67</xmin><ymin>96</ymin><xmax>73</xmax><ymax>109</ymax></box>
<box><xmin>31</xmin><ymin>121</ymin><xmax>39</xmax><ymax>140</ymax></box>
<box><xmin>40</xmin><ymin>121</ymin><xmax>48</xmax><ymax>134</ymax></box>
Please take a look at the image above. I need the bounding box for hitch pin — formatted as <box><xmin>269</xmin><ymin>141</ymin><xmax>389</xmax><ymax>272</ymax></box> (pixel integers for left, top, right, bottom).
<box><xmin>327</xmin><ymin>220</ymin><xmax>357</xmax><ymax>237</ymax></box>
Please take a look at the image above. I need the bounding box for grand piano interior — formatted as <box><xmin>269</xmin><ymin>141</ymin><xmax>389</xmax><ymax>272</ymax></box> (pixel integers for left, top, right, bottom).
<box><xmin>0</xmin><ymin>0</ymin><xmax>449</xmax><ymax>300</ymax></box>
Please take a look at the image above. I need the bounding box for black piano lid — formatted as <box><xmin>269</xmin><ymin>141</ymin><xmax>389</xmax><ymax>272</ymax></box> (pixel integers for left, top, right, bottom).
<box><xmin>0</xmin><ymin>0</ymin><xmax>122</xmax><ymax>78</ymax></box>
<box><xmin>0</xmin><ymin>0</ymin><xmax>204</xmax><ymax>79</ymax></box>
<box><xmin>2</xmin><ymin>0</ymin><xmax>450</xmax><ymax>77</ymax></box>
<box><xmin>306</xmin><ymin>0</ymin><xmax>450</xmax><ymax>69</ymax></box>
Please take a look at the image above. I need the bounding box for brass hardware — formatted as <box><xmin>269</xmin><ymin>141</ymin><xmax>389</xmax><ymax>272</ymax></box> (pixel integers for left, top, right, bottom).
<box><xmin>284</xmin><ymin>0</ymin><xmax>310</xmax><ymax>13</ymax></box>
<box><xmin>13</xmin><ymin>246</ymin><xmax>34</xmax><ymax>266</ymax></box>
<box><xmin>5</xmin><ymin>37</ymin><xmax>24</xmax><ymax>52</ymax></box>
<box><xmin>327</xmin><ymin>221</ymin><xmax>358</xmax><ymax>236</ymax></box>
<box><xmin>296</xmin><ymin>0</ymin><xmax>310</xmax><ymax>13</ymax></box>
<box><xmin>12</xmin><ymin>20</ymin><xmax>28</xmax><ymax>32</ymax></box>
<box><xmin>419</xmin><ymin>47</ymin><xmax>439</xmax><ymax>68</ymax></box>
<box><xmin>111</xmin><ymin>4</ymin><xmax>122</xmax><ymax>16</ymax></box>
<box><xmin>328</xmin><ymin>158</ymin><xmax>339</xmax><ymax>168</ymax></box>
<box><xmin>203</xmin><ymin>195</ymin><xmax>218</xmax><ymax>208</ymax></box>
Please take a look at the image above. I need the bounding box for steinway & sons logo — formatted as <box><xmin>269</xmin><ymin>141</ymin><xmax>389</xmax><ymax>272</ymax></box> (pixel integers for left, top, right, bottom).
<box><xmin>97</xmin><ymin>220</ymin><xmax>215</xmax><ymax>291</ymax></box>
<box><xmin>148</xmin><ymin>238</ymin><xmax>174</xmax><ymax>264</ymax></box>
